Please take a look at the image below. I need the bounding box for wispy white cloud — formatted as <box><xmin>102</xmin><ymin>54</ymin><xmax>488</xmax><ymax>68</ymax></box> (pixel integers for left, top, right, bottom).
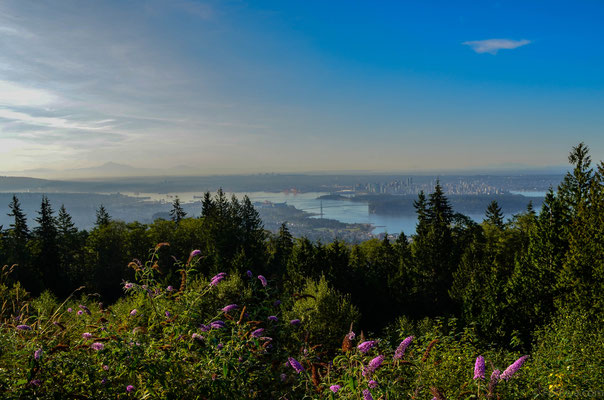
<box><xmin>0</xmin><ymin>108</ymin><xmax>113</xmax><ymax>131</ymax></box>
<box><xmin>0</xmin><ymin>80</ymin><xmax>56</xmax><ymax>106</ymax></box>
<box><xmin>462</xmin><ymin>38</ymin><xmax>531</xmax><ymax>54</ymax></box>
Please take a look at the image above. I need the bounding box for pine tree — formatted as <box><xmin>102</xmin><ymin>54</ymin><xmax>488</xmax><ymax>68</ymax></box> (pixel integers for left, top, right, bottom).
<box><xmin>201</xmin><ymin>192</ymin><xmax>216</xmax><ymax>218</ymax></box>
<box><xmin>8</xmin><ymin>194</ymin><xmax>29</xmax><ymax>242</ymax></box>
<box><xmin>428</xmin><ymin>181</ymin><xmax>453</xmax><ymax>225</ymax></box>
<box><xmin>33</xmin><ymin>195</ymin><xmax>60</xmax><ymax>293</ymax></box>
<box><xmin>485</xmin><ymin>200</ymin><xmax>504</xmax><ymax>228</ymax></box>
<box><xmin>57</xmin><ymin>204</ymin><xmax>77</xmax><ymax>237</ymax></box>
<box><xmin>96</xmin><ymin>205</ymin><xmax>111</xmax><ymax>227</ymax></box>
<box><xmin>170</xmin><ymin>196</ymin><xmax>187</xmax><ymax>224</ymax></box>
<box><xmin>6</xmin><ymin>195</ymin><xmax>30</xmax><ymax>284</ymax></box>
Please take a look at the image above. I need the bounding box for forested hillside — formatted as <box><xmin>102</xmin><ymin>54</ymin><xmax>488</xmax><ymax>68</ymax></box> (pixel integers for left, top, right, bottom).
<box><xmin>1</xmin><ymin>143</ymin><xmax>602</xmax><ymax>399</ymax></box>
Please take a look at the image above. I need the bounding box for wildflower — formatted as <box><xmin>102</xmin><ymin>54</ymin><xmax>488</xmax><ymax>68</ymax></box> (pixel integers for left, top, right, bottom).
<box><xmin>501</xmin><ymin>355</ymin><xmax>528</xmax><ymax>381</ymax></box>
<box><xmin>251</xmin><ymin>328</ymin><xmax>264</xmax><ymax>338</ymax></box>
<box><xmin>357</xmin><ymin>340</ymin><xmax>376</xmax><ymax>354</ymax></box>
<box><xmin>123</xmin><ymin>282</ymin><xmax>133</xmax><ymax>290</ymax></box>
<box><xmin>67</xmin><ymin>307</ymin><xmax>73</xmax><ymax>312</ymax></box>
<box><xmin>210</xmin><ymin>320</ymin><xmax>225</xmax><ymax>329</ymax></box>
<box><xmin>82</xmin><ymin>332</ymin><xmax>93</xmax><ymax>339</ymax></box>
<box><xmin>199</xmin><ymin>324</ymin><xmax>210</xmax><ymax>332</ymax></box>
<box><xmin>488</xmin><ymin>369</ymin><xmax>501</xmax><ymax>395</ymax></box>
<box><xmin>34</xmin><ymin>349</ymin><xmax>42</xmax><ymax>360</ymax></box>
<box><xmin>368</xmin><ymin>380</ymin><xmax>378</xmax><ymax>389</ymax></box>
<box><xmin>268</xmin><ymin>315</ymin><xmax>278</xmax><ymax>322</ymax></box>
<box><xmin>217</xmin><ymin>343</ymin><xmax>223</xmax><ymax>350</ymax></box>
<box><xmin>190</xmin><ymin>249</ymin><xmax>202</xmax><ymax>258</ymax></box>
<box><xmin>210</xmin><ymin>272</ymin><xmax>227</xmax><ymax>286</ymax></box>
<box><xmin>166</xmin><ymin>285</ymin><xmax>174</xmax><ymax>292</ymax></box>
<box><xmin>192</xmin><ymin>333</ymin><xmax>203</xmax><ymax>341</ymax></box>
<box><xmin>90</xmin><ymin>342</ymin><xmax>105</xmax><ymax>351</ymax></box>
<box><xmin>101</xmin><ymin>378</ymin><xmax>108</xmax><ymax>385</ymax></box>
<box><xmin>103</xmin><ymin>365</ymin><xmax>109</xmax><ymax>371</ymax></box>
<box><xmin>474</xmin><ymin>355</ymin><xmax>486</xmax><ymax>380</ymax></box>
<box><xmin>348</xmin><ymin>331</ymin><xmax>356</xmax><ymax>340</ymax></box>
<box><xmin>330</xmin><ymin>385</ymin><xmax>341</xmax><ymax>393</ymax></box>
<box><xmin>77</xmin><ymin>310</ymin><xmax>84</xmax><ymax>315</ymax></box>
<box><xmin>363</xmin><ymin>355</ymin><xmax>385</xmax><ymax>377</ymax></box>
<box><xmin>29</xmin><ymin>379</ymin><xmax>41</xmax><ymax>386</ymax></box>
<box><xmin>290</xmin><ymin>319</ymin><xmax>301</xmax><ymax>326</ymax></box>
<box><xmin>394</xmin><ymin>336</ymin><xmax>413</xmax><ymax>360</ymax></box>
<box><xmin>130</xmin><ymin>309</ymin><xmax>138</xmax><ymax>316</ymax></box>
<box><xmin>246</xmin><ymin>270</ymin><xmax>253</xmax><ymax>278</ymax></box>
<box><xmin>165</xmin><ymin>311</ymin><xmax>171</xmax><ymax>318</ymax></box>
<box><xmin>222</xmin><ymin>304</ymin><xmax>238</xmax><ymax>313</ymax></box>
<box><xmin>288</xmin><ymin>357</ymin><xmax>304</xmax><ymax>373</ymax></box>
<box><xmin>126</xmin><ymin>385</ymin><xmax>134</xmax><ymax>392</ymax></box>
<box><xmin>16</xmin><ymin>324</ymin><xmax>31</xmax><ymax>331</ymax></box>
<box><xmin>363</xmin><ymin>389</ymin><xmax>374</xmax><ymax>400</ymax></box>
<box><xmin>258</xmin><ymin>275</ymin><xmax>267</xmax><ymax>287</ymax></box>
<box><xmin>79</xmin><ymin>304</ymin><xmax>91</xmax><ymax>315</ymax></box>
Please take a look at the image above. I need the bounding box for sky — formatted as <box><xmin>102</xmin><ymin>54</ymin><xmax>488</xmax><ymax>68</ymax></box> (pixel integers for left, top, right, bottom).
<box><xmin>0</xmin><ymin>0</ymin><xmax>603</xmax><ymax>176</ymax></box>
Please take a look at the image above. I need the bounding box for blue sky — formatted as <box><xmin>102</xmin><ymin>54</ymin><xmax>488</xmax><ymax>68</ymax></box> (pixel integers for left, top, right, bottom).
<box><xmin>0</xmin><ymin>0</ymin><xmax>602</xmax><ymax>175</ymax></box>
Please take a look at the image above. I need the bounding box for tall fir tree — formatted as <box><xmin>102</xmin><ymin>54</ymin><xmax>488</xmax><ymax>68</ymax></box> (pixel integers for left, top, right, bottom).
<box><xmin>485</xmin><ymin>200</ymin><xmax>504</xmax><ymax>228</ymax></box>
<box><xmin>170</xmin><ymin>196</ymin><xmax>187</xmax><ymax>224</ymax></box>
<box><xmin>33</xmin><ymin>195</ymin><xmax>60</xmax><ymax>293</ymax></box>
<box><xmin>96</xmin><ymin>205</ymin><xmax>111</xmax><ymax>227</ymax></box>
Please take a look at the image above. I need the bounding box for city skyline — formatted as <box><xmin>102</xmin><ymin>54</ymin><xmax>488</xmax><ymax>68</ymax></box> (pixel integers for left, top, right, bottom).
<box><xmin>1</xmin><ymin>0</ymin><xmax>603</xmax><ymax>176</ymax></box>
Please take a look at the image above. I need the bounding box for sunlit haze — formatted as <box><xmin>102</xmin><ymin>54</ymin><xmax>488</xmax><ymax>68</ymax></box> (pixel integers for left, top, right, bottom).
<box><xmin>1</xmin><ymin>0</ymin><xmax>602</xmax><ymax>177</ymax></box>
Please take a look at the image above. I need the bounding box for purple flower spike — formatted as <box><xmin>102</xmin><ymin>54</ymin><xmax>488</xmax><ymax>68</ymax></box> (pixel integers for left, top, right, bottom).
<box><xmin>199</xmin><ymin>324</ymin><xmax>210</xmax><ymax>332</ymax></box>
<box><xmin>474</xmin><ymin>355</ymin><xmax>486</xmax><ymax>380</ymax></box>
<box><xmin>222</xmin><ymin>304</ymin><xmax>238</xmax><ymax>313</ymax></box>
<box><xmin>124</xmin><ymin>282</ymin><xmax>133</xmax><ymax>290</ymax></box>
<box><xmin>357</xmin><ymin>340</ymin><xmax>376</xmax><ymax>354</ymax></box>
<box><xmin>126</xmin><ymin>384</ymin><xmax>134</xmax><ymax>392</ymax></box>
<box><xmin>210</xmin><ymin>272</ymin><xmax>227</xmax><ymax>286</ymax></box>
<box><xmin>190</xmin><ymin>249</ymin><xmax>202</xmax><ymax>258</ymax></box>
<box><xmin>192</xmin><ymin>333</ymin><xmax>203</xmax><ymax>341</ymax></box>
<box><xmin>363</xmin><ymin>355</ymin><xmax>385</xmax><ymax>377</ymax></box>
<box><xmin>90</xmin><ymin>342</ymin><xmax>104</xmax><ymax>351</ymax></box>
<box><xmin>16</xmin><ymin>324</ymin><xmax>31</xmax><ymax>331</ymax></box>
<box><xmin>246</xmin><ymin>270</ymin><xmax>253</xmax><ymax>278</ymax></box>
<box><xmin>394</xmin><ymin>336</ymin><xmax>413</xmax><ymax>360</ymax></box>
<box><xmin>347</xmin><ymin>331</ymin><xmax>356</xmax><ymax>340</ymax></box>
<box><xmin>268</xmin><ymin>315</ymin><xmax>278</xmax><ymax>322</ymax></box>
<box><xmin>129</xmin><ymin>309</ymin><xmax>138</xmax><ymax>316</ymax></box>
<box><xmin>34</xmin><ymin>348</ymin><xmax>42</xmax><ymax>360</ymax></box>
<box><xmin>363</xmin><ymin>389</ymin><xmax>374</xmax><ymax>400</ymax></box>
<box><xmin>82</xmin><ymin>332</ymin><xmax>93</xmax><ymax>339</ymax></box>
<box><xmin>250</xmin><ymin>328</ymin><xmax>264</xmax><ymax>338</ymax></box>
<box><xmin>288</xmin><ymin>357</ymin><xmax>304</xmax><ymax>373</ymax></box>
<box><xmin>77</xmin><ymin>310</ymin><xmax>83</xmax><ymax>315</ymax></box>
<box><xmin>330</xmin><ymin>385</ymin><xmax>341</xmax><ymax>393</ymax></box>
<box><xmin>210</xmin><ymin>320</ymin><xmax>225</xmax><ymax>329</ymax></box>
<box><xmin>166</xmin><ymin>285</ymin><xmax>174</xmax><ymax>292</ymax></box>
<box><xmin>78</xmin><ymin>304</ymin><xmax>91</xmax><ymax>315</ymax></box>
<box><xmin>257</xmin><ymin>275</ymin><xmax>267</xmax><ymax>287</ymax></box>
<box><xmin>501</xmin><ymin>356</ymin><xmax>528</xmax><ymax>380</ymax></box>
<box><xmin>290</xmin><ymin>319</ymin><xmax>301</xmax><ymax>326</ymax></box>
<box><xmin>368</xmin><ymin>380</ymin><xmax>378</xmax><ymax>389</ymax></box>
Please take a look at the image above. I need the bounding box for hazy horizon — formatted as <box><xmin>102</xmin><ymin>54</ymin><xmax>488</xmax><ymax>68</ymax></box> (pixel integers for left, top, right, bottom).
<box><xmin>1</xmin><ymin>1</ymin><xmax>603</xmax><ymax>175</ymax></box>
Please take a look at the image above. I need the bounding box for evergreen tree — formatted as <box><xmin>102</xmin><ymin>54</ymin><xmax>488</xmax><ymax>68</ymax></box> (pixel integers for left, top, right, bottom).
<box><xmin>8</xmin><ymin>194</ymin><xmax>29</xmax><ymax>242</ymax></box>
<box><xmin>485</xmin><ymin>200</ymin><xmax>504</xmax><ymax>228</ymax></box>
<box><xmin>201</xmin><ymin>192</ymin><xmax>216</xmax><ymax>218</ymax></box>
<box><xmin>170</xmin><ymin>196</ymin><xmax>187</xmax><ymax>224</ymax></box>
<box><xmin>33</xmin><ymin>195</ymin><xmax>60</xmax><ymax>293</ymax></box>
<box><xmin>96</xmin><ymin>205</ymin><xmax>111</xmax><ymax>227</ymax></box>
<box><xmin>57</xmin><ymin>204</ymin><xmax>77</xmax><ymax>237</ymax></box>
<box><xmin>6</xmin><ymin>195</ymin><xmax>30</xmax><ymax>286</ymax></box>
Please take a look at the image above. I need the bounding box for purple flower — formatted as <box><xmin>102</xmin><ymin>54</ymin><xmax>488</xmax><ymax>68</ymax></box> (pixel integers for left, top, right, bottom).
<box><xmin>348</xmin><ymin>331</ymin><xmax>356</xmax><ymax>340</ymax></box>
<box><xmin>165</xmin><ymin>311</ymin><xmax>171</xmax><ymax>318</ymax></box>
<box><xmin>330</xmin><ymin>385</ymin><xmax>341</xmax><ymax>393</ymax></box>
<box><xmin>79</xmin><ymin>304</ymin><xmax>91</xmax><ymax>315</ymax></box>
<box><xmin>16</xmin><ymin>324</ymin><xmax>31</xmax><ymax>331</ymax></box>
<box><xmin>90</xmin><ymin>342</ymin><xmax>104</xmax><ymax>351</ymax></box>
<box><xmin>101</xmin><ymin>378</ymin><xmax>108</xmax><ymax>385</ymax></box>
<box><xmin>34</xmin><ymin>348</ymin><xmax>42</xmax><ymax>360</ymax></box>
<box><xmin>290</xmin><ymin>319</ymin><xmax>301</xmax><ymax>326</ymax></box>
<box><xmin>268</xmin><ymin>315</ymin><xmax>278</xmax><ymax>322</ymax></box>
<box><xmin>192</xmin><ymin>333</ymin><xmax>203</xmax><ymax>341</ymax></box>
<box><xmin>210</xmin><ymin>320</ymin><xmax>225</xmax><ymax>329</ymax></box>
<box><xmin>474</xmin><ymin>355</ymin><xmax>486</xmax><ymax>380</ymax></box>
<box><xmin>501</xmin><ymin>356</ymin><xmax>528</xmax><ymax>381</ymax></box>
<box><xmin>129</xmin><ymin>309</ymin><xmax>138</xmax><ymax>316</ymax></box>
<box><xmin>210</xmin><ymin>272</ymin><xmax>227</xmax><ymax>286</ymax></box>
<box><xmin>257</xmin><ymin>275</ymin><xmax>267</xmax><ymax>287</ymax></box>
<box><xmin>222</xmin><ymin>304</ymin><xmax>238</xmax><ymax>313</ymax></box>
<box><xmin>363</xmin><ymin>355</ymin><xmax>385</xmax><ymax>377</ymax></box>
<box><xmin>126</xmin><ymin>385</ymin><xmax>135</xmax><ymax>392</ymax></box>
<box><xmin>368</xmin><ymin>380</ymin><xmax>378</xmax><ymax>389</ymax></box>
<box><xmin>246</xmin><ymin>270</ymin><xmax>253</xmax><ymax>278</ymax></box>
<box><xmin>29</xmin><ymin>379</ymin><xmax>41</xmax><ymax>386</ymax></box>
<box><xmin>251</xmin><ymin>328</ymin><xmax>264</xmax><ymax>338</ymax></box>
<box><xmin>199</xmin><ymin>324</ymin><xmax>210</xmax><ymax>332</ymax></box>
<box><xmin>488</xmin><ymin>369</ymin><xmax>501</xmax><ymax>394</ymax></box>
<box><xmin>124</xmin><ymin>282</ymin><xmax>133</xmax><ymax>290</ymax></box>
<box><xmin>82</xmin><ymin>332</ymin><xmax>93</xmax><ymax>339</ymax></box>
<box><xmin>67</xmin><ymin>307</ymin><xmax>73</xmax><ymax>313</ymax></box>
<box><xmin>103</xmin><ymin>365</ymin><xmax>109</xmax><ymax>371</ymax></box>
<box><xmin>166</xmin><ymin>285</ymin><xmax>174</xmax><ymax>292</ymax></box>
<box><xmin>288</xmin><ymin>357</ymin><xmax>304</xmax><ymax>373</ymax></box>
<box><xmin>363</xmin><ymin>389</ymin><xmax>374</xmax><ymax>400</ymax></box>
<box><xmin>190</xmin><ymin>249</ymin><xmax>202</xmax><ymax>258</ymax></box>
<box><xmin>217</xmin><ymin>343</ymin><xmax>223</xmax><ymax>350</ymax></box>
<box><xmin>357</xmin><ymin>340</ymin><xmax>376</xmax><ymax>354</ymax></box>
<box><xmin>394</xmin><ymin>336</ymin><xmax>413</xmax><ymax>360</ymax></box>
